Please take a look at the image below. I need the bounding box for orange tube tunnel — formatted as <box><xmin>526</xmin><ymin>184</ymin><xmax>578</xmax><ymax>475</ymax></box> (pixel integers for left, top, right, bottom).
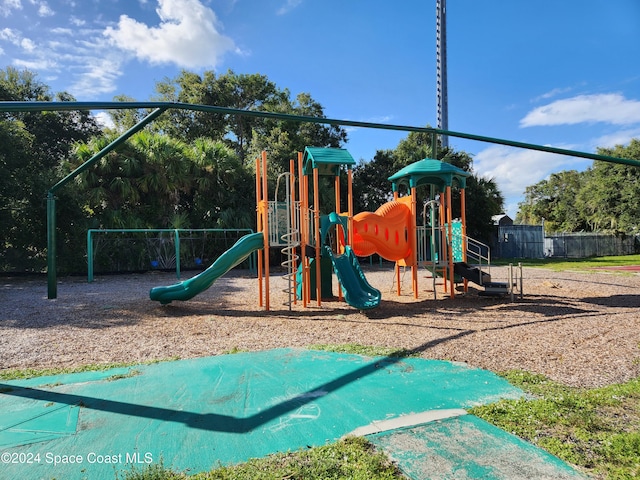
<box><xmin>351</xmin><ymin>198</ymin><xmax>414</xmax><ymax>264</ymax></box>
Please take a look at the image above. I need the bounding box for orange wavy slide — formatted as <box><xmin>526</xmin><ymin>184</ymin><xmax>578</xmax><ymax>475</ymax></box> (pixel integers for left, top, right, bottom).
<box><xmin>351</xmin><ymin>198</ymin><xmax>414</xmax><ymax>263</ymax></box>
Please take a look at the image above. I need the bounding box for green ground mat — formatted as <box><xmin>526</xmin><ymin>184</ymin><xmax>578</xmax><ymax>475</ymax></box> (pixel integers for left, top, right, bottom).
<box><xmin>1</xmin><ymin>348</ymin><xmax>532</xmax><ymax>479</ymax></box>
<box><xmin>368</xmin><ymin>413</ymin><xmax>587</xmax><ymax>479</ymax></box>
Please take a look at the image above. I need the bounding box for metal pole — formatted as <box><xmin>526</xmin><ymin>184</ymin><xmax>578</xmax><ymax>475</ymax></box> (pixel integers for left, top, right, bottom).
<box><xmin>87</xmin><ymin>230</ymin><xmax>93</xmax><ymax>283</ymax></box>
<box><xmin>46</xmin><ymin>192</ymin><xmax>57</xmax><ymax>299</ymax></box>
<box><xmin>436</xmin><ymin>0</ymin><xmax>449</xmax><ymax>148</ymax></box>
<box><xmin>174</xmin><ymin>229</ymin><xmax>181</xmax><ymax>280</ymax></box>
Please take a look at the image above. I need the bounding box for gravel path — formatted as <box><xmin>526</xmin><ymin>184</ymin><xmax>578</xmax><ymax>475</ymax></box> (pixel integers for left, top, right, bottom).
<box><xmin>2</xmin><ymin>265</ymin><xmax>639</xmax><ymax>388</ymax></box>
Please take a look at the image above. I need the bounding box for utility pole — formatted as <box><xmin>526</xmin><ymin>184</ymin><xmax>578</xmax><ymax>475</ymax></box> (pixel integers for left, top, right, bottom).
<box><xmin>436</xmin><ymin>0</ymin><xmax>448</xmax><ymax>149</ymax></box>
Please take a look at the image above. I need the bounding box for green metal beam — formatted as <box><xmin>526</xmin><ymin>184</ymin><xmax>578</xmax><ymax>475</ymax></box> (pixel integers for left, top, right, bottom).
<box><xmin>2</xmin><ymin>100</ymin><xmax>639</xmax><ymax>167</ymax></box>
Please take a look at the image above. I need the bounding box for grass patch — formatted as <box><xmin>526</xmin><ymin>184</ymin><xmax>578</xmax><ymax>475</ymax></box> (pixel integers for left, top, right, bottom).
<box><xmin>120</xmin><ymin>437</ymin><xmax>403</xmax><ymax>480</ymax></box>
<box><xmin>107</xmin><ymin>369</ymin><xmax>142</xmax><ymax>381</ymax></box>
<box><xmin>492</xmin><ymin>254</ymin><xmax>640</xmax><ymax>272</ymax></box>
<box><xmin>308</xmin><ymin>343</ymin><xmax>416</xmax><ymax>358</ymax></box>
<box><xmin>470</xmin><ymin>370</ymin><xmax>640</xmax><ymax>479</ymax></box>
<box><xmin>222</xmin><ymin>346</ymin><xmax>248</xmax><ymax>355</ymax></box>
<box><xmin>0</xmin><ymin>358</ymin><xmax>180</xmax><ymax>381</ymax></box>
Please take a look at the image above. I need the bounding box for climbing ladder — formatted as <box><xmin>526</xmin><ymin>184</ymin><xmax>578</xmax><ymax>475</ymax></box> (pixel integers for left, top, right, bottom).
<box><xmin>271</xmin><ymin>172</ymin><xmax>301</xmax><ymax>310</ymax></box>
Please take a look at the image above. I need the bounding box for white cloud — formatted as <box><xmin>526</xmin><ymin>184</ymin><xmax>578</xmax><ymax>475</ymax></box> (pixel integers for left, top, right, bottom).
<box><xmin>0</xmin><ymin>0</ymin><xmax>22</xmax><ymax>17</ymax></box>
<box><xmin>473</xmin><ymin>145</ymin><xmax>590</xmax><ymax>216</ymax></box>
<box><xmin>68</xmin><ymin>55</ymin><xmax>124</xmax><ymax>97</ymax></box>
<box><xmin>531</xmin><ymin>86</ymin><xmax>573</xmax><ymax>103</ymax></box>
<box><xmin>27</xmin><ymin>0</ymin><xmax>53</xmax><ymax>16</ymax></box>
<box><xmin>37</xmin><ymin>3</ymin><xmax>53</xmax><ymax>17</ymax></box>
<box><xmin>20</xmin><ymin>37</ymin><xmax>35</xmax><ymax>52</ymax></box>
<box><xmin>2</xmin><ymin>21</ymin><xmax>125</xmax><ymax>97</ymax></box>
<box><xmin>0</xmin><ymin>27</ymin><xmax>19</xmax><ymax>42</ymax></box>
<box><xmin>94</xmin><ymin>111</ymin><xmax>115</xmax><ymax>130</ymax></box>
<box><xmin>13</xmin><ymin>57</ymin><xmax>55</xmax><ymax>69</ymax></box>
<box><xmin>277</xmin><ymin>0</ymin><xmax>303</xmax><ymax>15</ymax></box>
<box><xmin>70</xmin><ymin>16</ymin><xmax>85</xmax><ymax>27</ymax></box>
<box><xmin>521</xmin><ymin>93</ymin><xmax>640</xmax><ymax>127</ymax></box>
<box><xmin>104</xmin><ymin>0</ymin><xmax>237</xmax><ymax>69</ymax></box>
<box><xmin>28</xmin><ymin>0</ymin><xmax>53</xmax><ymax>16</ymax></box>
<box><xmin>591</xmin><ymin>127</ymin><xmax>640</xmax><ymax>149</ymax></box>
<box><xmin>0</xmin><ymin>27</ymin><xmax>36</xmax><ymax>53</ymax></box>
<box><xmin>51</xmin><ymin>27</ymin><xmax>73</xmax><ymax>35</ymax></box>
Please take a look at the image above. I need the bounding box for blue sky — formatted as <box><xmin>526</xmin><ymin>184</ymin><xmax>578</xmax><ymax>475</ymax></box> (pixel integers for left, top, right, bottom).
<box><xmin>2</xmin><ymin>0</ymin><xmax>640</xmax><ymax>217</ymax></box>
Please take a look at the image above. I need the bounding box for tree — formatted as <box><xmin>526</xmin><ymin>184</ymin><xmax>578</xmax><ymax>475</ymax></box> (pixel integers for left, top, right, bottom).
<box><xmin>106</xmin><ymin>94</ymin><xmax>149</xmax><ymax>132</ymax></box>
<box><xmin>153</xmin><ymin>70</ymin><xmax>347</xmax><ymax>168</ymax></box>
<box><xmin>352</xmin><ymin>149</ymin><xmax>397</xmax><ymax>213</ymax></box>
<box><xmin>0</xmin><ymin>67</ymin><xmax>99</xmax><ymax>272</ymax></box>
<box><xmin>248</xmin><ymin>92</ymin><xmax>347</xmax><ymax>175</ymax></box>
<box><xmin>577</xmin><ymin>139</ymin><xmax>640</xmax><ymax>234</ymax></box>
<box><xmin>516</xmin><ymin>170</ymin><xmax>586</xmax><ymax>232</ymax></box>
<box><xmin>69</xmin><ymin>131</ymin><xmax>254</xmax><ymax>230</ymax></box>
<box><xmin>153</xmin><ymin>70</ymin><xmax>287</xmax><ymax>158</ymax></box>
<box><xmin>187</xmin><ymin>137</ymin><xmax>254</xmax><ymax>229</ymax></box>
<box><xmin>516</xmin><ymin>139</ymin><xmax>640</xmax><ymax>234</ymax></box>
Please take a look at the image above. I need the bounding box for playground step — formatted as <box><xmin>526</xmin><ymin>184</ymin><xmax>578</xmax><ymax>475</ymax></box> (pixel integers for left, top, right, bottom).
<box><xmin>479</xmin><ymin>282</ymin><xmax>510</xmax><ymax>296</ymax></box>
<box><xmin>453</xmin><ymin>261</ymin><xmax>492</xmax><ymax>286</ymax></box>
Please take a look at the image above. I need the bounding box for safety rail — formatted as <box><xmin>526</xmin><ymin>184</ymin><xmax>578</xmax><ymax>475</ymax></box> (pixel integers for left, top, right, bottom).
<box><xmin>463</xmin><ymin>235</ymin><xmax>491</xmax><ymax>283</ymax></box>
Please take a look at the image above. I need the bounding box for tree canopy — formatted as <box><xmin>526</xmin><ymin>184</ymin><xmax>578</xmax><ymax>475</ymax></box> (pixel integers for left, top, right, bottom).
<box><xmin>1</xmin><ymin>67</ymin><xmax>348</xmax><ymax>272</ymax></box>
<box><xmin>150</xmin><ymin>70</ymin><xmax>346</xmax><ymax>172</ymax></box>
<box><xmin>1</xmin><ymin>67</ymin><xmax>99</xmax><ymax>272</ymax></box>
<box><xmin>516</xmin><ymin>139</ymin><xmax>640</xmax><ymax>234</ymax></box>
<box><xmin>2</xmin><ymin>66</ymin><xmax>513</xmax><ymax>273</ymax></box>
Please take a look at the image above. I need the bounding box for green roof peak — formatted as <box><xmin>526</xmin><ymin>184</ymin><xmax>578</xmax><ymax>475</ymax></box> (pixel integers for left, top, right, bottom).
<box><xmin>303</xmin><ymin>147</ymin><xmax>356</xmax><ymax>176</ymax></box>
<box><xmin>388</xmin><ymin>158</ymin><xmax>471</xmax><ymax>191</ymax></box>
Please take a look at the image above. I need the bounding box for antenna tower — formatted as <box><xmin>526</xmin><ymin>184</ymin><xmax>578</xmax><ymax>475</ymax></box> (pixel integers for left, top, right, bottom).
<box><xmin>436</xmin><ymin>0</ymin><xmax>449</xmax><ymax>149</ymax></box>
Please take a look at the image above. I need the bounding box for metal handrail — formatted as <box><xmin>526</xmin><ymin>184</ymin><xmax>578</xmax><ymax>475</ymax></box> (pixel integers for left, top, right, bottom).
<box><xmin>464</xmin><ymin>236</ymin><xmax>491</xmax><ymax>268</ymax></box>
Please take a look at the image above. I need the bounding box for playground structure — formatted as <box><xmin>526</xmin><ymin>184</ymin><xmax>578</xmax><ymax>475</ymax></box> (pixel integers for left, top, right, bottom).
<box><xmin>2</xmin><ymin>102</ymin><xmax>634</xmax><ymax>301</ymax></box>
<box><xmin>151</xmin><ymin>147</ymin><xmax>523</xmax><ymax>309</ymax></box>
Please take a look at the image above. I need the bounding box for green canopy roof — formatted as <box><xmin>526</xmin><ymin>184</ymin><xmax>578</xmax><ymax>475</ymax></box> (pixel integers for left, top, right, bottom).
<box><xmin>388</xmin><ymin>158</ymin><xmax>471</xmax><ymax>191</ymax></box>
<box><xmin>303</xmin><ymin>147</ymin><xmax>356</xmax><ymax>176</ymax></box>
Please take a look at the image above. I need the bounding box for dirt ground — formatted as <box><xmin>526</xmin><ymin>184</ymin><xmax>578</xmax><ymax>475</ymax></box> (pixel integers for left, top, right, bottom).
<box><xmin>1</xmin><ymin>265</ymin><xmax>639</xmax><ymax>388</ymax></box>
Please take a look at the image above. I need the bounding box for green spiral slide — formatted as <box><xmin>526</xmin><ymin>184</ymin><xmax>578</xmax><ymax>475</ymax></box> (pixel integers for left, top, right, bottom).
<box><xmin>149</xmin><ymin>232</ymin><xmax>264</xmax><ymax>305</ymax></box>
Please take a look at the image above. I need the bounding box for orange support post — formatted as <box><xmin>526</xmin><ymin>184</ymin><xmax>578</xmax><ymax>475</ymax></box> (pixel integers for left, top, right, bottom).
<box><xmin>393</xmin><ymin>190</ymin><xmax>401</xmax><ymax>296</ymax></box>
<box><xmin>313</xmin><ymin>167</ymin><xmax>321</xmax><ymax>306</ymax></box>
<box><xmin>255</xmin><ymin>156</ymin><xmax>263</xmax><ymax>308</ymax></box>
<box><xmin>298</xmin><ymin>152</ymin><xmax>309</xmax><ymax>307</ymax></box>
<box><xmin>262</xmin><ymin>151</ymin><xmax>270</xmax><ymax>310</ymax></box>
